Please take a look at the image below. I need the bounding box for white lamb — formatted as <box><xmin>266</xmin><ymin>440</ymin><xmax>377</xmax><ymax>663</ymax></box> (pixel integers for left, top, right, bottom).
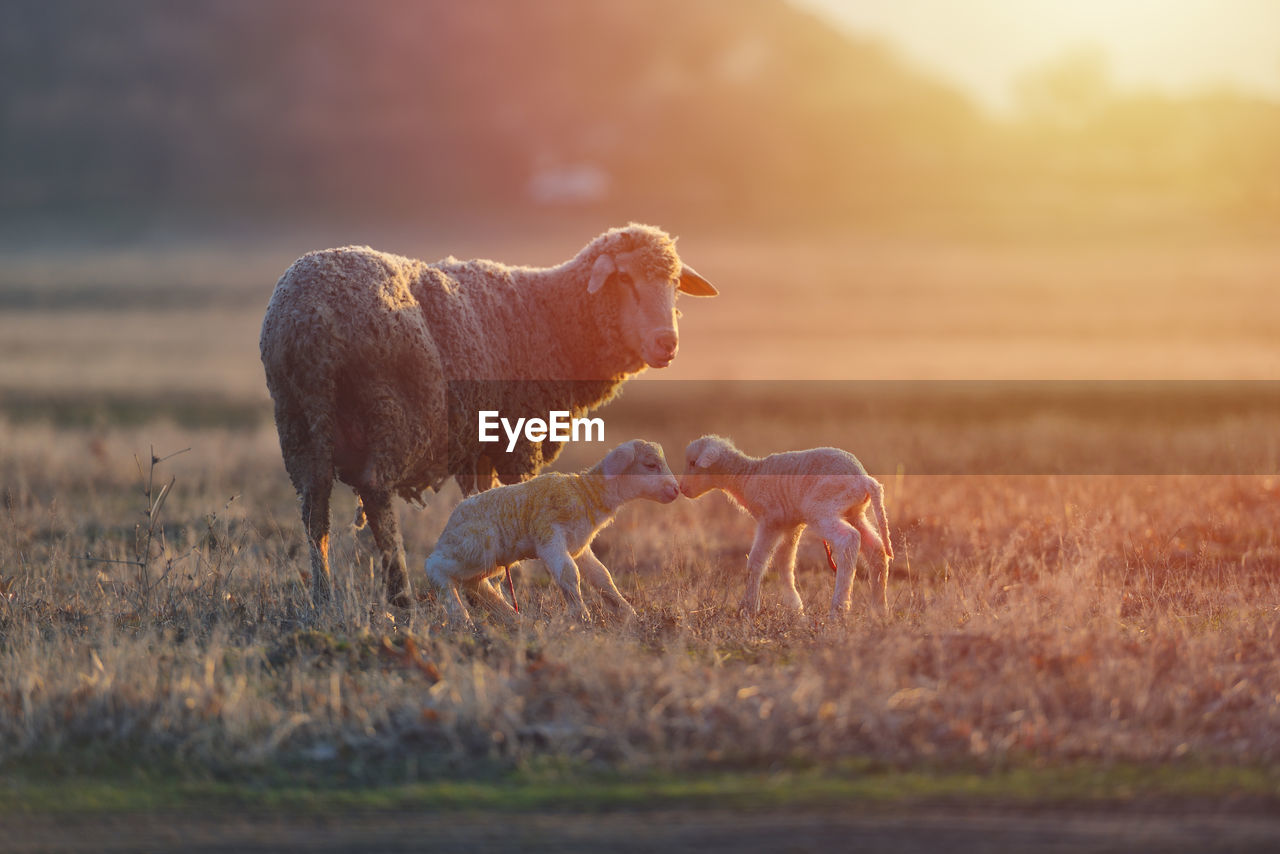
<box><xmin>424</xmin><ymin>440</ymin><xmax>679</xmax><ymax>626</ymax></box>
<box><xmin>680</xmin><ymin>435</ymin><xmax>893</xmax><ymax>617</ymax></box>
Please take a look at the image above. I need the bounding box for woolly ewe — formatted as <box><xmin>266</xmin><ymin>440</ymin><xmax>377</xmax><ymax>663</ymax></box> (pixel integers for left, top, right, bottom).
<box><xmin>259</xmin><ymin>225</ymin><xmax>715</xmax><ymax>608</ymax></box>
<box><xmin>680</xmin><ymin>435</ymin><xmax>893</xmax><ymax>617</ymax></box>
<box><xmin>424</xmin><ymin>440</ymin><xmax>678</xmax><ymax>626</ymax></box>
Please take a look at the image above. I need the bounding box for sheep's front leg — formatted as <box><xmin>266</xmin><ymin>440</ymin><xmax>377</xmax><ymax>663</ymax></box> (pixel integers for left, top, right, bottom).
<box><xmin>741</xmin><ymin>521</ymin><xmax>787</xmax><ymax>615</ymax></box>
<box><xmin>775</xmin><ymin>525</ymin><xmax>805</xmax><ymax>612</ymax></box>
<box><xmin>577</xmin><ymin>547</ymin><xmax>638</xmax><ymax>620</ymax></box>
<box><xmin>818</xmin><ymin>519</ymin><xmax>861</xmax><ymax>617</ymax></box>
<box><xmin>536</xmin><ymin>536</ymin><xmax>590</xmax><ymax>621</ymax></box>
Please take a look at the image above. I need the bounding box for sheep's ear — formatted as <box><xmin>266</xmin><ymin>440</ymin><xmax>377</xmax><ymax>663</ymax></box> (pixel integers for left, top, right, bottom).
<box><xmin>678</xmin><ymin>264</ymin><xmax>717</xmax><ymax>297</ymax></box>
<box><xmin>695</xmin><ymin>444</ymin><xmax>721</xmax><ymax>469</ymax></box>
<box><xmin>601</xmin><ymin>443</ymin><xmax>636</xmax><ymax>479</ymax></box>
<box><xmin>587</xmin><ymin>254</ymin><xmax>616</xmax><ymax>294</ymax></box>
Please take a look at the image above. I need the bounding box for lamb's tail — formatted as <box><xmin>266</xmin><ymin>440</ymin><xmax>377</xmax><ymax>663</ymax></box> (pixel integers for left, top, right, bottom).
<box><xmin>870</xmin><ymin>479</ymin><xmax>893</xmax><ymax>559</ymax></box>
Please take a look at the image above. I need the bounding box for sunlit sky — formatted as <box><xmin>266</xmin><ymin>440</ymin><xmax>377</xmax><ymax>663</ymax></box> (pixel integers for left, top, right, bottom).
<box><xmin>795</xmin><ymin>0</ymin><xmax>1280</xmax><ymax>111</ymax></box>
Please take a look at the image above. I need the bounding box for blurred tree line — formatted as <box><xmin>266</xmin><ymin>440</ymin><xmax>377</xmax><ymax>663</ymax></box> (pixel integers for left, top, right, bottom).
<box><xmin>2</xmin><ymin>0</ymin><xmax>1278</xmax><ymax>231</ymax></box>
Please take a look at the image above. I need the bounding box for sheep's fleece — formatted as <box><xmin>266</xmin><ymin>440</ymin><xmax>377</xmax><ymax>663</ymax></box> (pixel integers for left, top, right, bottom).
<box><xmin>259</xmin><ymin>224</ymin><xmax>715</xmax><ymax>605</ymax></box>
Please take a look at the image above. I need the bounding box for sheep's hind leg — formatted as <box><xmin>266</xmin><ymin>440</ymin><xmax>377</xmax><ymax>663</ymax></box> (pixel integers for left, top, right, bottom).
<box><xmin>358</xmin><ymin>488</ymin><xmax>413</xmax><ymax>609</ymax></box>
<box><xmin>464</xmin><ymin>574</ymin><xmax>519</xmax><ymax>628</ymax></box>
<box><xmin>424</xmin><ymin>554</ymin><xmax>473</xmax><ymax>627</ymax></box>
<box><xmin>817</xmin><ymin>518</ymin><xmax>861</xmax><ymax>618</ymax></box>
<box><xmin>302</xmin><ymin>478</ymin><xmax>334</xmax><ymax>608</ymax></box>
<box><xmin>537</xmin><ymin>537</ymin><xmax>590</xmax><ymax>622</ymax></box>
<box><xmin>852</xmin><ymin>515</ymin><xmax>890</xmax><ymax>614</ymax></box>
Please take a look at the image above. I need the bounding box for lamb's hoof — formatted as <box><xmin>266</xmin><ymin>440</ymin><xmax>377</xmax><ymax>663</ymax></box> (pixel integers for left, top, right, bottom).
<box><xmin>443</xmin><ymin>613</ymin><xmax>476</xmax><ymax>633</ymax></box>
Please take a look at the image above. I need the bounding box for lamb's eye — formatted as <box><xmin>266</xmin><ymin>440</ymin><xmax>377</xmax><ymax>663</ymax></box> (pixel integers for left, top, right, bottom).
<box><xmin>616</xmin><ymin>272</ymin><xmax>634</xmax><ymax>288</ymax></box>
<box><xmin>644</xmin><ymin>460</ymin><xmax>660</xmax><ymax>471</ymax></box>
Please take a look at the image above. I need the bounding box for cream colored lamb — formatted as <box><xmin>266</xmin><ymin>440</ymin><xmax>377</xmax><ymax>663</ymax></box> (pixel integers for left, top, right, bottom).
<box><xmin>424</xmin><ymin>440</ymin><xmax>679</xmax><ymax>626</ymax></box>
<box><xmin>680</xmin><ymin>435</ymin><xmax>893</xmax><ymax>617</ymax></box>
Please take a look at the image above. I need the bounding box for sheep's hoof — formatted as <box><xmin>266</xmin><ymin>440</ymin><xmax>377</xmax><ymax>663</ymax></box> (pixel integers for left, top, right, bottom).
<box><xmin>604</xmin><ymin>602</ymin><xmax>638</xmax><ymax>624</ymax></box>
<box><xmin>443</xmin><ymin>612</ymin><xmax>476</xmax><ymax>632</ymax></box>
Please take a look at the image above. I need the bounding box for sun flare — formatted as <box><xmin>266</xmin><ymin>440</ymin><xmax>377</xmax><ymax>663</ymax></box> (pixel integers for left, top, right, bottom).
<box><xmin>799</xmin><ymin>0</ymin><xmax>1280</xmax><ymax>110</ymax></box>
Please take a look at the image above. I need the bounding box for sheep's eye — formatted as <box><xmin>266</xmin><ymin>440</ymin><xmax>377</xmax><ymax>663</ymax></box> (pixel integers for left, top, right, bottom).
<box><xmin>615</xmin><ymin>272</ymin><xmax>634</xmax><ymax>288</ymax></box>
<box><xmin>674</xmin><ymin>308</ymin><xmax>683</xmax><ymax>319</ymax></box>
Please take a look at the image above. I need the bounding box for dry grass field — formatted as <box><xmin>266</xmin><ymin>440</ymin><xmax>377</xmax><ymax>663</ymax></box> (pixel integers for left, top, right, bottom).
<box><xmin>3</xmin><ymin>229</ymin><xmax>1280</xmax><ymax>834</ymax></box>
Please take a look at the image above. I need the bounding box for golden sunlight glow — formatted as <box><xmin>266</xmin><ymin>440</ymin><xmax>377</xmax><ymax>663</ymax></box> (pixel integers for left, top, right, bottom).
<box><xmin>797</xmin><ymin>0</ymin><xmax>1280</xmax><ymax>111</ymax></box>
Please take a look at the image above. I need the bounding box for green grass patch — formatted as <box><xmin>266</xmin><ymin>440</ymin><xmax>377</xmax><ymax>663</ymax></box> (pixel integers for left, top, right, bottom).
<box><xmin>4</xmin><ymin>760</ymin><xmax>1279</xmax><ymax>816</ymax></box>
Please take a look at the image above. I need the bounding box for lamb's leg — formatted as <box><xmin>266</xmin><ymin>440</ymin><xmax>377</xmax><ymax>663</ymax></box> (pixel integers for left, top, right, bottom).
<box><xmin>741</xmin><ymin>522</ymin><xmax>786</xmax><ymax>615</ymax></box>
<box><xmin>358</xmin><ymin>488</ymin><xmax>412</xmax><ymax>609</ymax></box>
<box><xmin>302</xmin><ymin>478</ymin><xmax>333</xmax><ymax>607</ymax></box>
<box><xmin>577</xmin><ymin>547</ymin><xmax>638</xmax><ymax>620</ymax></box>
<box><xmin>424</xmin><ymin>553</ymin><xmax>472</xmax><ymax>627</ymax></box>
<box><xmin>818</xmin><ymin>518</ymin><xmax>861</xmax><ymax>617</ymax></box>
<box><xmin>536</xmin><ymin>536</ymin><xmax>590</xmax><ymax>621</ymax></box>
<box><xmin>853</xmin><ymin>515</ymin><xmax>890</xmax><ymax>614</ymax></box>
<box><xmin>775</xmin><ymin>525</ymin><xmax>805</xmax><ymax>612</ymax></box>
<box><xmin>463</xmin><ymin>573</ymin><xmax>519</xmax><ymax>627</ymax></box>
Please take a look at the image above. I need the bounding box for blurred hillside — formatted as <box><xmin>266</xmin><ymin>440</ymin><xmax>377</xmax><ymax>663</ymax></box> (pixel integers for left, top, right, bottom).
<box><xmin>3</xmin><ymin>0</ymin><xmax>1278</xmax><ymax>232</ymax></box>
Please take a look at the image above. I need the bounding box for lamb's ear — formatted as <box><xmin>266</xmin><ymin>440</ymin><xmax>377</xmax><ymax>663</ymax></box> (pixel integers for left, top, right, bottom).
<box><xmin>587</xmin><ymin>254</ymin><xmax>616</xmax><ymax>294</ymax></box>
<box><xmin>695</xmin><ymin>443</ymin><xmax>721</xmax><ymax>469</ymax></box>
<box><xmin>678</xmin><ymin>263</ymin><xmax>717</xmax><ymax>297</ymax></box>
<box><xmin>601</xmin><ymin>443</ymin><xmax>636</xmax><ymax>479</ymax></box>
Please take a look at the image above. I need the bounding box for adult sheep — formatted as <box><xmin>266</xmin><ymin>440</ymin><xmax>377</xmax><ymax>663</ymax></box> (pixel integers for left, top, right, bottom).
<box><xmin>260</xmin><ymin>224</ymin><xmax>717</xmax><ymax>609</ymax></box>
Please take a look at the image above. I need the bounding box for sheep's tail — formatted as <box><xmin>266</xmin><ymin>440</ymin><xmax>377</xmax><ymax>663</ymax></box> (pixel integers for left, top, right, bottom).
<box><xmin>870</xmin><ymin>479</ymin><xmax>893</xmax><ymax>559</ymax></box>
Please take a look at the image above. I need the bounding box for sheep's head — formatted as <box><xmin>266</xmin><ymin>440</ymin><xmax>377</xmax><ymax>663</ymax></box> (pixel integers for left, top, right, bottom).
<box><xmin>598</xmin><ymin>439</ymin><xmax>679</xmax><ymax>504</ymax></box>
<box><xmin>586</xmin><ymin>224</ymin><xmax>716</xmax><ymax>370</ymax></box>
<box><xmin>679</xmin><ymin>434</ymin><xmax>734</xmax><ymax>499</ymax></box>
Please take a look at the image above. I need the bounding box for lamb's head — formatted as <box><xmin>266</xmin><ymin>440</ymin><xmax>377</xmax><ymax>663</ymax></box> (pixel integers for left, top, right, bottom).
<box><xmin>679</xmin><ymin>434</ymin><xmax>737</xmax><ymax>499</ymax></box>
<box><xmin>585</xmin><ymin>224</ymin><xmax>717</xmax><ymax>370</ymax></box>
<box><xmin>597</xmin><ymin>439</ymin><xmax>680</xmax><ymax>504</ymax></box>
